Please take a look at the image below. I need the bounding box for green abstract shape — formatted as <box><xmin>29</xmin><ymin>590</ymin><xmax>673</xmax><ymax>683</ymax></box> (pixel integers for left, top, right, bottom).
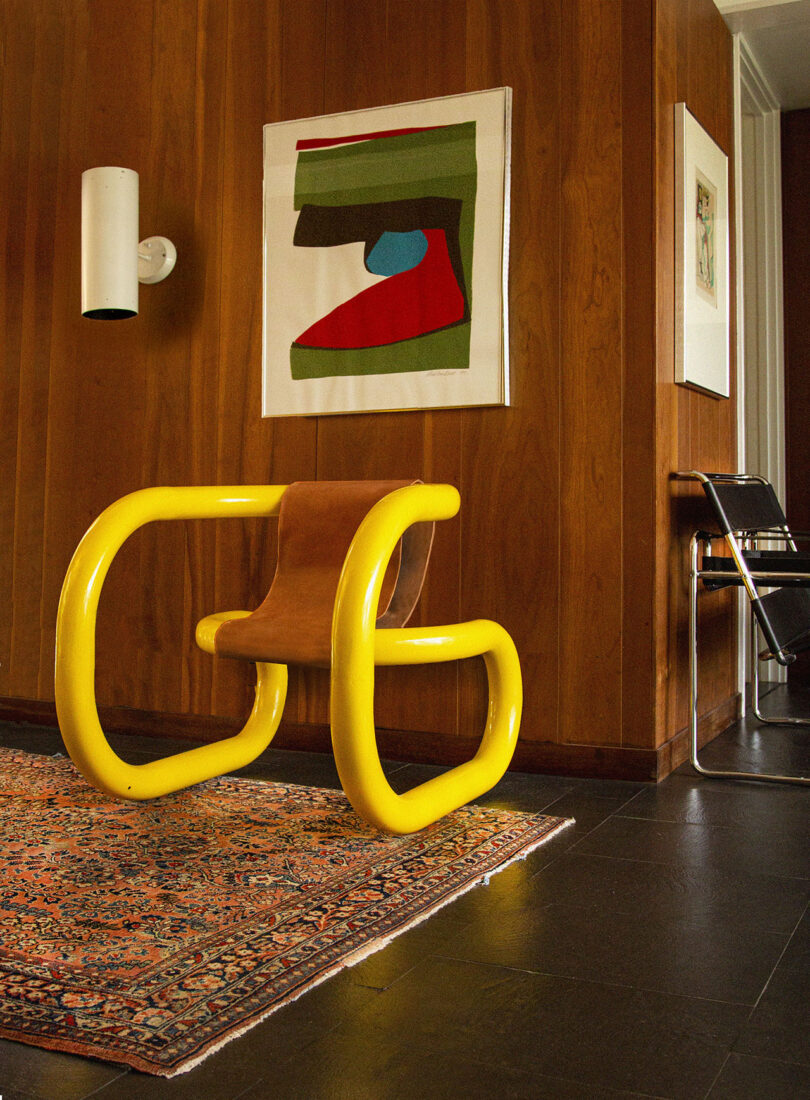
<box><xmin>291</xmin><ymin>322</ymin><xmax>472</xmax><ymax>380</ymax></box>
<box><xmin>293</xmin><ymin>124</ymin><xmax>477</xmax><ymax>208</ymax></box>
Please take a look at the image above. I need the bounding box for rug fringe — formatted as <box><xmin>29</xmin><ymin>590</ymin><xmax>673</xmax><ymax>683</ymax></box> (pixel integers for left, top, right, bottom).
<box><xmin>163</xmin><ymin>815</ymin><xmax>574</xmax><ymax>1078</ymax></box>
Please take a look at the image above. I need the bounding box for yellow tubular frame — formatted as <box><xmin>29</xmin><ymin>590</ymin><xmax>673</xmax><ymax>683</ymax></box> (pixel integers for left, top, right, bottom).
<box><xmin>55</xmin><ymin>486</ymin><xmax>288</xmax><ymax>800</ymax></box>
<box><xmin>331</xmin><ymin>483</ymin><xmax>522</xmax><ymax>834</ymax></box>
<box><xmin>55</xmin><ymin>482</ymin><xmax>522</xmax><ymax>832</ymax></box>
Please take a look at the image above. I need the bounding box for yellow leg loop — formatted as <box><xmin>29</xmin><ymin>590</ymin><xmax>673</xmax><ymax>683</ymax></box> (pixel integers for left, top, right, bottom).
<box><xmin>330</xmin><ymin>484</ymin><xmax>522</xmax><ymax>834</ymax></box>
<box><xmin>55</xmin><ymin>486</ymin><xmax>288</xmax><ymax>800</ymax></box>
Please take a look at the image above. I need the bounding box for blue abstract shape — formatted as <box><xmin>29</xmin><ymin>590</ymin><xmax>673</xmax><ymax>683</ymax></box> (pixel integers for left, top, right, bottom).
<box><xmin>366</xmin><ymin>230</ymin><xmax>428</xmax><ymax>277</ymax></box>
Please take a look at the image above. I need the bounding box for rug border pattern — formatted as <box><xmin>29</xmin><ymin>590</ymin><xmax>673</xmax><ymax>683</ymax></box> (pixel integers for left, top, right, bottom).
<box><xmin>0</xmin><ymin>748</ymin><xmax>573</xmax><ymax>1076</ymax></box>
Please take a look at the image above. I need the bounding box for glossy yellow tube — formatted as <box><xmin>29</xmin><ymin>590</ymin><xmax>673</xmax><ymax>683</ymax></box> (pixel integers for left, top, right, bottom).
<box><xmin>331</xmin><ymin>484</ymin><xmax>522</xmax><ymax>834</ymax></box>
<box><xmin>54</xmin><ymin>486</ymin><xmax>288</xmax><ymax>799</ymax></box>
<box><xmin>57</xmin><ymin>482</ymin><xmax>522</xmax><ymax>831</ymax></box>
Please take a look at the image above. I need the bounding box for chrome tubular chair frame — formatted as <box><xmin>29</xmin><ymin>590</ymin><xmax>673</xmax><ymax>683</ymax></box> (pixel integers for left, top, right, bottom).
<box><xmin>681</xmin><ymin>470</ymin><xmax>810</xmax><ymax>786</ymax></box>
<box><xmin>55</xmin><ymin>483</ymin><xmax>522</xmax><ymax>833</ymax></box>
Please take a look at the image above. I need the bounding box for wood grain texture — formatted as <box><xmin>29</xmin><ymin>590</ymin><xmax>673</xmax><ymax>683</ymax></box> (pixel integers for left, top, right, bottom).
<box><xmin>655</xmin><ymin>0</ymin><xmax>737</xmax><ymax>751</ymax></box>
<box><xmin>0</xmin><ymin>0</ymin><xmax>36</xmax><ymax>700</ymax></box>
<box><xmin>460</xmin><ymin>0</ymin><xmax>562</xmax><ymax>749</ymax></box>
<box><xmin>620</xmin><ymin>1</ymin><xmax>657</xmax><ymax>749</ymax></box>
<box><xmin>8</xmin><ymin>3</ymin><xmax>66</xmax><ymax>700</ymax></box>
<box><xmin>558</xmin><ymin>1</ymin><xmax>624</xmax><ymax>745</ymax></box>
<box><xmin>37</xmin><ymin>1</ymin><xmax>90</xmax><ymax>699</ymax></box>
<box><xmin>71</xmin><ymin>0</ymin><xmax>155</xmax><ymax>714</ymax></box>
<box><xmin>0</xmin><ymin>0</ymin><xmax>737</xmax><ymax>779</ymax></box>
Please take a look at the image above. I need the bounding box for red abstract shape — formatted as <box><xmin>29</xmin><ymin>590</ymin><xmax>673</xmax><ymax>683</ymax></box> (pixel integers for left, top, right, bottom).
<box><xmin>296</xmin><ymin>125</ymin><xmax>444</xmax><ymax>151</ymax></box>
<box><xmin>294</xmin><ymin>229</ymin><xmax>465</xmax><ymax>350</ymax></box>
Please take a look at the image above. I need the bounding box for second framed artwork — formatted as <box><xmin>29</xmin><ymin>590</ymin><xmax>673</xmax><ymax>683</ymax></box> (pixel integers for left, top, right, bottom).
<box><xmin>674</xmin><ymin>102</ymin><xmax>730</xmax><ymax>398</ymax></box>
<box><xmin>262</xmin><ymin>88</ymin><xmax>512</xmax><ymax>417</ymax></box>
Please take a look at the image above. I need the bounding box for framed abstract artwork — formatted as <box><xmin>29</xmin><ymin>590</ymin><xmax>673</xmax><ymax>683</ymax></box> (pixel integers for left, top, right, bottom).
<box><xmin>674</xmin><ymin>102</ymin><xmax>730</xmax><ymax>398</ymax></box>
<box><xmin>262</xmin><ymin>88</ymin><xmax>512</xmax><ymax>417</ymax></box>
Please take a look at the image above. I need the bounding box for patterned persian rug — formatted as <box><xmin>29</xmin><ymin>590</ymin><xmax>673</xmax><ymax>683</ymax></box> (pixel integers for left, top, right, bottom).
<box><xmin>0</xmin><ymin>747</ymin><xmax>572</xmax><ymax>1076</ymax></box>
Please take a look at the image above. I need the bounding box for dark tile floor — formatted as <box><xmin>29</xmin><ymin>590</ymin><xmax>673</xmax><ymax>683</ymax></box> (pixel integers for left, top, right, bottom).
<box><xmin>1</xmin><ymin>688</ymin><xmax>808</xmax><ymax>1099</ymax></box>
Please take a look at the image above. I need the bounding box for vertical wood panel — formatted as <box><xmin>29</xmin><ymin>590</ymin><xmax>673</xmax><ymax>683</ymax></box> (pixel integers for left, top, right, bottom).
<box><xmin>9</xmin><ymin>4</ymin><xmax>67</xmax><ymax>698</ymax></box>
<box><xmin>620</xmin><ymin>0</ymin><xmax>656</xmax><ymax>749</ymax></box>
<box><xmin>131</xmin><ymin>0</ymin><xmax>200</xmax><ymax>712</ymax></box>
<box><xmin>691</xmin><ymin>0</ymin><xmax>737</xmax><ymax>734</ymax></box>
<box><xmin>210</xmin><ymin>0</ymin><xmax>280</xmax><ymax>719</ymax></box>
<box><xmin>74</xmin><ymin>0</ymin><xmax>155</xmax><ymax>710</ymax></box>
<box><xmin>655</xmin><ymin>0</ymin><xmax>683</xmax><ymax>740</ymax></box>
<box><xmin>657</xmin><ymin>0</ymin><xmax>737</xmax><ymax>748</ymax></box>
<box><xmin>559</xmin><ymin>0</ymin><xmax>624</xmax><ymax>745</ymax></box>
<box><xmin>0</xmin><ymin>0</ymin><xmax>37</xmax><ymax>698</ymax></box>
<box><xmin>180</xmin><ymin>0</ymin><xmax>230</xmax><ymax>715</ymax></box>
<box><xmin>38</xmin><ymin>0</ymin><xmax>89</xmax><ymax>696</ymax></box>
<box><xmin>460</xmin><ymin>0</ymin><xmax>562</xmax><ymax>747</ymax></box>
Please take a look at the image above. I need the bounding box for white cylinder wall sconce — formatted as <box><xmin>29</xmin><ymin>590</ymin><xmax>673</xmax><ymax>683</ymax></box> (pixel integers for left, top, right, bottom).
<box><xmin>81</xmin><ymin>166</ymin><xmax>176</xmax><ymax>320</ymax></box>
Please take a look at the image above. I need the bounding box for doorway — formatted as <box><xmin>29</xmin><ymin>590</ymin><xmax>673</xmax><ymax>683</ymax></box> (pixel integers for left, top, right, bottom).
<box><xmin>734</xmin><ymin>35</ymin><xmax>785</xmax><ymax>691</ymax></box>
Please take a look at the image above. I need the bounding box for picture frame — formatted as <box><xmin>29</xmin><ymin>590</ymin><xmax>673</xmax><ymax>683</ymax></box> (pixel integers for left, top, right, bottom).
<box><xmin>262</xmin><ymin>88</ymin><xmax>511</xmax><ymax>418</ymax></box>
<box><xmin>674</xmin><ymin>102</ymin><xmax>730</xmax><ymax>399</ymax></box>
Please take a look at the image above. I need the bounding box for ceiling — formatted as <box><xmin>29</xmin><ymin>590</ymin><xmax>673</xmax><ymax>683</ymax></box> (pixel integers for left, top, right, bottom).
<box><xmin>715</xmin><ymin>0</ymin><xmax>810</xmax><ymax>109</ymax></box>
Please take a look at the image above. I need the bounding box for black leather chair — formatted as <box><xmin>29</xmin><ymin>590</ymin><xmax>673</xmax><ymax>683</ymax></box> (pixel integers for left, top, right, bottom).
<box><xmin>677</xmin><ymin>470</ymin><xmax>810</xmax><ymax>785</ymax></box>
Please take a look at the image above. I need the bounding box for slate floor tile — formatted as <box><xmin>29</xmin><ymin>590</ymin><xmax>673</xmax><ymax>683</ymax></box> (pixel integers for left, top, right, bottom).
<box><xmin>239</xmin><ymin>1048</ymin><xmax>671</xmax><ymax>1100</ymax></box>
<box><xmin>734</xmin><ymin>966</ymin><xmax>810</xmax><ymax>1066</ymax></box>
<box><xmin>697</xmin><ymin>723</ymin><xmax>810</xmax><ymax>777</ymax></box>
<box><xmin>543</xmin><ymin>788</ymin><xmax>648</xmax><ymax>822</ymax></box>
<box><xmin>530</xmin><ymin>851</ymin><xmax>810</xmax><ymax>935</ymax></box>
<box><xmin>574</xmin><ymin>813</ymin><xmax>810</xmax><ymax>881</ymax></box>
<box><xmin>779</xmin><ymin>905</ymin><xmax>810</xmax><ymax>973</ymax></box>
<box><xmin>621</xmin><ymin>771</ymin><xmax>810</xmax><ymax>836</ymax></box>
<box><xmin>445</xmin><ymin>897</ymin><xmax>788</xmax><ymax>1003</ymax></box>
<box><xmin>707</xmin><ymin>1052</ymin><xmax>810</xmax><ymax>1099</ymax></box>
<box><xmin>561</xmin><ymin>776</ymin><xmax>649</xmax><ymax>801</ymax></box>
<box><xmin>0</xmin><ymin>1039</ymin><xmax>127</xmax><ymax>1100</ymax></box>
<box><xmin>314</xmin><ymin>956</ymin><xmax>747</xmax><ymax>1099</ymax></box>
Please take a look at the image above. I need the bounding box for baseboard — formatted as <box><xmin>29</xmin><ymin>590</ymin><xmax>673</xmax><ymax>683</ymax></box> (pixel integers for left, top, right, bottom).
<box><xmin>0</xmin><ymin>694</ymin><xmax>742</xmax><ymax>784</ymax></box>
<box><xmin>654</xmin><ymin>693</ymin><xmax>742</xmax><ymax>780</ymax></box>
<box><xmin>0</xmin><ymin>698</ymin><xmax>245</xmax><ymax>741</ymax></box>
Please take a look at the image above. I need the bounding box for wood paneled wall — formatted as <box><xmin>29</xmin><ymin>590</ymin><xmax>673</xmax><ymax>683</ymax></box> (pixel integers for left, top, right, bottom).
<box><xmin>0</xmin><ymin>0</ymin><xmax>736</xmax><ymax>780</ymax></box>
<box><xmin>656</xmin><ymin>0</ymin><xmax>739</xmax><ymax>761</ymax></box>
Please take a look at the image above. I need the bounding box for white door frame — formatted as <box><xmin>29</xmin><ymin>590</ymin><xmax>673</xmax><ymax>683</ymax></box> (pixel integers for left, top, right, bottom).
<box><xmin>733</xmin><ymin>32</ymin><xmax>785</xmax><ymax>701</ymax></box>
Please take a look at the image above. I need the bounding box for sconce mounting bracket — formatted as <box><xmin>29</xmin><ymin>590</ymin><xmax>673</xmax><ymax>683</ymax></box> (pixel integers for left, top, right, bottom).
<box><xmin>138</xmin><ymin>236</ymin><xmax>177</xmax><ymax>285</ymax></box>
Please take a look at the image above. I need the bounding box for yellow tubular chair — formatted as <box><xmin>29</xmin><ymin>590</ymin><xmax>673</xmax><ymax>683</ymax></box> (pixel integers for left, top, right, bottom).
<box><xmin>55</xmin><ymin>482</ymin><xmax>522</xmax><ymax>834</ymax></box>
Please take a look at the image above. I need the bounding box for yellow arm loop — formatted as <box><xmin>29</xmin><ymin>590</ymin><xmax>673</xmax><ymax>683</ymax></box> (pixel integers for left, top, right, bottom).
<box><xmin>331</xmin><ymin>484</ymin><xmax>522</xmax><ymax>834</ymax></box>
<box><xmin>55</xmin><ymin>486</ymin><xmax>289</xmax><ymax>800</ymax></box>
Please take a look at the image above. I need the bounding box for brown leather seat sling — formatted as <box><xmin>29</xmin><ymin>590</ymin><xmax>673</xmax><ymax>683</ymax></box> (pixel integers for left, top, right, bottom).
<box><xmin>214</xmin><ymin>480</ymin><xmax>434</xmax><ymax>668</ymax></box>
